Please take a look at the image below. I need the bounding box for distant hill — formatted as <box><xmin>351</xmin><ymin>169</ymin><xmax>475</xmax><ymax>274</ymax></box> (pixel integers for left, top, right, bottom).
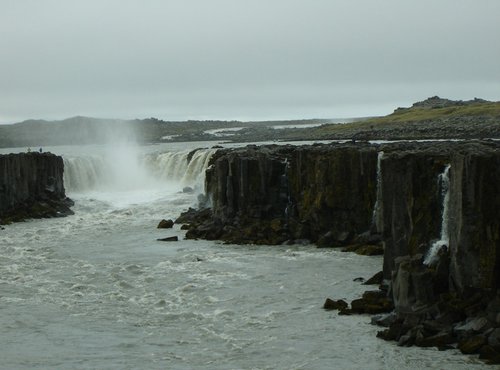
<box><xmin>297</xmin><ymin>97</ymin><xmax>500</xmax><ymax>141</ymax></box>
<box><xmin>1</xmin><ymin>97</ymin><xmax>498</xmax><ymax>148</ymax></box>
<box><xmin>0</xmin><ymin>115</ymin><xmax>335</xmax><ymax>148</ymax></box>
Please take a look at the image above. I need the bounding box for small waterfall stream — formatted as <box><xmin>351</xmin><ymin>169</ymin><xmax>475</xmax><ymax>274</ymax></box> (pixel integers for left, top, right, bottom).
<box><xmin>371</xmin><ymin>151</ymin><xmax>384</xmax><ymax>233</ymax></box>
<box><xmin>424</xmin><ymin>164</ymin><xmax>451</xmax><ymax>265</ymax></box>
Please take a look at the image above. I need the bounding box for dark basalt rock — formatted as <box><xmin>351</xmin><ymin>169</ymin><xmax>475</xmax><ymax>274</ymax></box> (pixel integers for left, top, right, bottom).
<box><xmin>342</xmin><ymin>243</ymin><xmax>384</xmax><ymax>256</ymax></box>
<box><xmin>184</xmin><ymin>142</ymin><xmax>380</xmax><ymax>245</ymax></box>
<box><xmin>0</xmin><ymin>152</ymin><xmax>73</xmax><ymax>224</ymax></box>
<box><xmin>157</xmin><ymin>219</ymin><xmax>174</xmax><ymax>228</ymax></box>
<box><xmin>323</xmin><ymin>298</ymin><xmax>348</xmax><ymax>311</ymax></box>
<box><xmin>157</xmin><ymin>236</ymin><xmax>178</xmax><ymax>242</ymax></box>
<box><xmin>350</xmin><ymin>290</ymin><xmax>394</xmax><ymax>314</ymax></box>
<box><xmin>364</xmin><ymin>271</ymin><xmax>384</xmax><ymax>285</ymax></box>
<box><xmin>458</xmin><ymin>335</ymin><xmax>487</xmax><ymax>354</ymax></box>
<box><xmin>182</xmin><ymin>186</ymin><xmax>194</xmax><ymax>193</ymax></box>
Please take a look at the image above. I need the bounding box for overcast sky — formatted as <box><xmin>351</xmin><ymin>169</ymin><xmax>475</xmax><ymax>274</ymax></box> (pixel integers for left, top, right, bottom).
<box><xmin>0</xmin><ymin>0</ymin><xmax>499</xmax><ymax>123</ymax></box>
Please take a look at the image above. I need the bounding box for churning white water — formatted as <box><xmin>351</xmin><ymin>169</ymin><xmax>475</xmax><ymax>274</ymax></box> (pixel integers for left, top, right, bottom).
<box><xmin>0</xmin><ymin>144</ymin><xmax>487</xmax><ymax>369</ymax></box>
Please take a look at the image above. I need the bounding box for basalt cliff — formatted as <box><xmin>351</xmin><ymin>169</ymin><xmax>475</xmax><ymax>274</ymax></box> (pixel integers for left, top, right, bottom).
<box><xmin>0</xmin><ymin>152</ymin><xmax>73</xmax><ymax>224</ymax></box>
<box><xmin>177</xmin><ymin>140</ymin><xmax>500</xmax><ymax>364</ymax></box>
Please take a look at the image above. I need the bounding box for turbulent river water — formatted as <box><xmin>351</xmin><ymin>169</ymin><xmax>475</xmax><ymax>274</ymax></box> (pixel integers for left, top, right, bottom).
<box><xmin>0</xmin><ymin>142</ymin><xmax>489</xmax><ymax>369</ymax></box>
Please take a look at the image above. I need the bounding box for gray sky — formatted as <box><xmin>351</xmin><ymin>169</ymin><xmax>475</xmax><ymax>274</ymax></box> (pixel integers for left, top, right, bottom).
<box><xmin>1</xmin><ymin>0</ymin><xmax>499</xmax><ymax>123</ymax></box>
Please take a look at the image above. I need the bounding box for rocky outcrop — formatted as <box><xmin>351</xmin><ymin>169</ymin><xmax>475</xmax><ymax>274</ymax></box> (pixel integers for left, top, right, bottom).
<box><xmin>0</xmin><ymin>152</ymin><xmax>73</xmax><ymax>224</ymax></box>
<box><xmin>411</xmin><ymin>96</ymin><xmax>490</xmax><ymax>109</ymax></box>
<box><xmin>176</xmin><ymin>139</ymin><xmax>500</xmax><ymax>364</ymax></box>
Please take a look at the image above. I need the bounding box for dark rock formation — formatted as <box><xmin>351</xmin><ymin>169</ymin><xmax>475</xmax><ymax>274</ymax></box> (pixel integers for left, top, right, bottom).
<box><xmin>323</xmin><ymin>298</ymin><xmax>348</xmax><ymax>311</ymax></box>
<box><xmin>409</xmin><ymin>96</ymin><xmax>489</xmax><ymax>110</ymax></box>
<box><xmin>157</xmin><ymin>236</ymin><xmax>178</xmax><ymax>242</ymax></box>
<box><xmin>181</xmin><ymin>142</ymin><xmax>379</xmax><ymax>245</ymax></box>
<box><xmin>378</xmin><ymin>147</ymin><xmax>451</xmax><ymax>279</ymax></box>
<box><xmin>157</xmin><ymin>219</ymin><xmax>174</xmax><ymax>228</ymax></box>
<box><xmin>287</xmin><ymin>144</ymin><xmax>379</xmax><ymax>244</ymax></box>
<box><xmin>448</xmin><ymin>145</ymin><xmax>500</xmax><ymax>295</ymax></box>
<box><xmin>0</xmin><ymin>152</ymin><xmax>73</xmax><ymax>224</ymax></box>
<box><xmin>364</xmin><ymin>271</ymin><xmax>384</xmax><ymax>285</ymax></box>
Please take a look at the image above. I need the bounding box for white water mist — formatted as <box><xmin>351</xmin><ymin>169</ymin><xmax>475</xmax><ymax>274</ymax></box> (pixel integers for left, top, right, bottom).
<box><xmin>62</xmin><ymin>122</ymin><xmax>160</xmax><ymax>192</ymax></box>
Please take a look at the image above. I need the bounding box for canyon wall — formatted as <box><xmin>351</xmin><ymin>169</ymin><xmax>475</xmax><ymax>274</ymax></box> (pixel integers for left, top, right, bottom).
<box><xmin>178</xmin><ymin>140</ymin><xmax>500</xmax><ymax>362</ymax></box>
<box><xmin>190</xmin><ymin>143</ymin><xmax>379</xmax><ymax>245</ymax></box>
<box><xmin>0</xmin><ymin>152</ymin><xmax>73</xmax><ymax>224</ymax></box>
<box><xmin>448</xmin><ymin>145</ymin><xmax>500</xmax><ymax>294</ymax></box>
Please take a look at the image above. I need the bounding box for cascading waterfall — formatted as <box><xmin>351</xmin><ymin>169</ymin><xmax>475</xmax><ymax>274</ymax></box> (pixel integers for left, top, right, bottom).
<box><xmin>63</xmin><ymin>148</ymin><xmax>216</xmax><ymax>193</ymax></box>
<box><xmin>181</xmin><ymin>149</ymin><xmax>218</xmax><ymax>187</ymax></box>
<box><xmin>63</xmin><ymin>156</ymin><xmax>112</xmax><ymax>192</ymax></box>
<box><xmin>145</xmin><ymin>148</ymin><xmax>217</xmax><ymax>191</ymax></box>
<box><xmin>424</xmin><ymin>164</ymin><xmax>451</xmax><ymax>265</ymax></box>
<box><xmin>371</xmin><ymin>151</ymin><xmax>384</xmax><ymax>233</ymax></box>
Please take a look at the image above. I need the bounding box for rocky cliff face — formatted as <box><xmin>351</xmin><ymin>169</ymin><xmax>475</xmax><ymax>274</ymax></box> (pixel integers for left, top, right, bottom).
<box><xmin>448</xmin><ymin>144</ymin><xmax>500</xmax><ymax>294</ymax></box>
<box><xmin>186</xmin><ymin>143</ymin><xmax>379</xmax><ymax>245</ymax></box>
<box><xmin>177</xmin><ymin>139</ymin><xmax>500</xmax><ymax>363</ymax></box>
<box><xmin>287</xmin><ymin>144</ymin><xmax>379</xmax><ymax>244</ymax></box>
<box><xmin>0</xmin><ymin>152</ymin><xmax>73</xmax><ymax>224</ymax></box>
<box><xmin>376</xmin><ymin>141</ymin><xmax>500</xmax><ymax>362</ymax></box>
<box><xmin>379</xmin><ymin>148</ymin><xmax>451</xmax><ymax>279</ymax></box>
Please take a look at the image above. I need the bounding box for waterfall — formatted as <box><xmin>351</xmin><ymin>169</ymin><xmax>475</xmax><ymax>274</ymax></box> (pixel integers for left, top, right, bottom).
<box><xmin>371</xmin><ymin>151</ymin><xmax>384</xmax><ymax>233</ymax></box>
<box><xmin>181</xmin><ymin>149</ymin><xmax>217</xmax><ymax>187</ymax></box>
<box><xmin>145</xmin><ymin>148</ymin><xmax>217</xmax><ymax>191</ymax></box>
<box><xmin>63</xmin><ymin>148</ymin><xmax>216</xmax><ymax>193</ymax></box>
<box><xmin>63</xmin><ymin>156</ymin><xmax>112</xmax><ymax>192</ymax></box>
<box><xmin>424</xmin><ymin>164</ymin><xmax>451</xmax><ymax>265</ymax></box>
<box><xmin>282</xmin><ymin>158</ymin><xmax>293</xmax><ymax>218</ymax></box>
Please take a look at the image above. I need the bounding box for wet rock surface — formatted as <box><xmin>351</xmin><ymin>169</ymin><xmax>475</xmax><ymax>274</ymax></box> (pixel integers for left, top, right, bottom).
<box><xmin>0</xmin><ymin>152</ymin><xmax>73</xmax><ymax>224</ymax></box>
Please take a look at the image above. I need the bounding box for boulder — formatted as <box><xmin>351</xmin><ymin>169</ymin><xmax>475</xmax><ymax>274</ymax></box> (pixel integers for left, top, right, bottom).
<box><xmin>182</xmin><ymin>186</ymin><xmax>194</xmax><ymax>193</ymax></box>
<box><xmin>364</xmin><ymin>271</ymin><xmax>384</xmax><ymax>285</ymax></box>
<box><xmin>349</xmin><ymin>290</ymin><xmax>393</xmax><ymax>314</ymax></box>
<box><xmin>479</xmin><ymin>345</ymin><xmax>500</xmax><ymax>364</ymax></box>
<box><xmin>458</xmin><ymin>335</ymin><xmax>487</xmax><ymax>354</ymax></box>
<box><xmin>157</xmin><ymin>236</ymin><xmax>179</xmax><ymax>242</ymax></box>
<box><xmin>323</xmin><ymin>298</ymin><xmax>348</xmax><ymax>311</ymax></box>
<box><xmin>157</xmin><ymin>219</ymin><xmax>174</xmax><ymax>228</ymax></box>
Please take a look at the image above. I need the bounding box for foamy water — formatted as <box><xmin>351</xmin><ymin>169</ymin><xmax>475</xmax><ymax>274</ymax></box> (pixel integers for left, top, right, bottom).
<box><xmin>0</xmin><ymin>143</ymin><xmax>488</xmax><ymax>369</ymax></box>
